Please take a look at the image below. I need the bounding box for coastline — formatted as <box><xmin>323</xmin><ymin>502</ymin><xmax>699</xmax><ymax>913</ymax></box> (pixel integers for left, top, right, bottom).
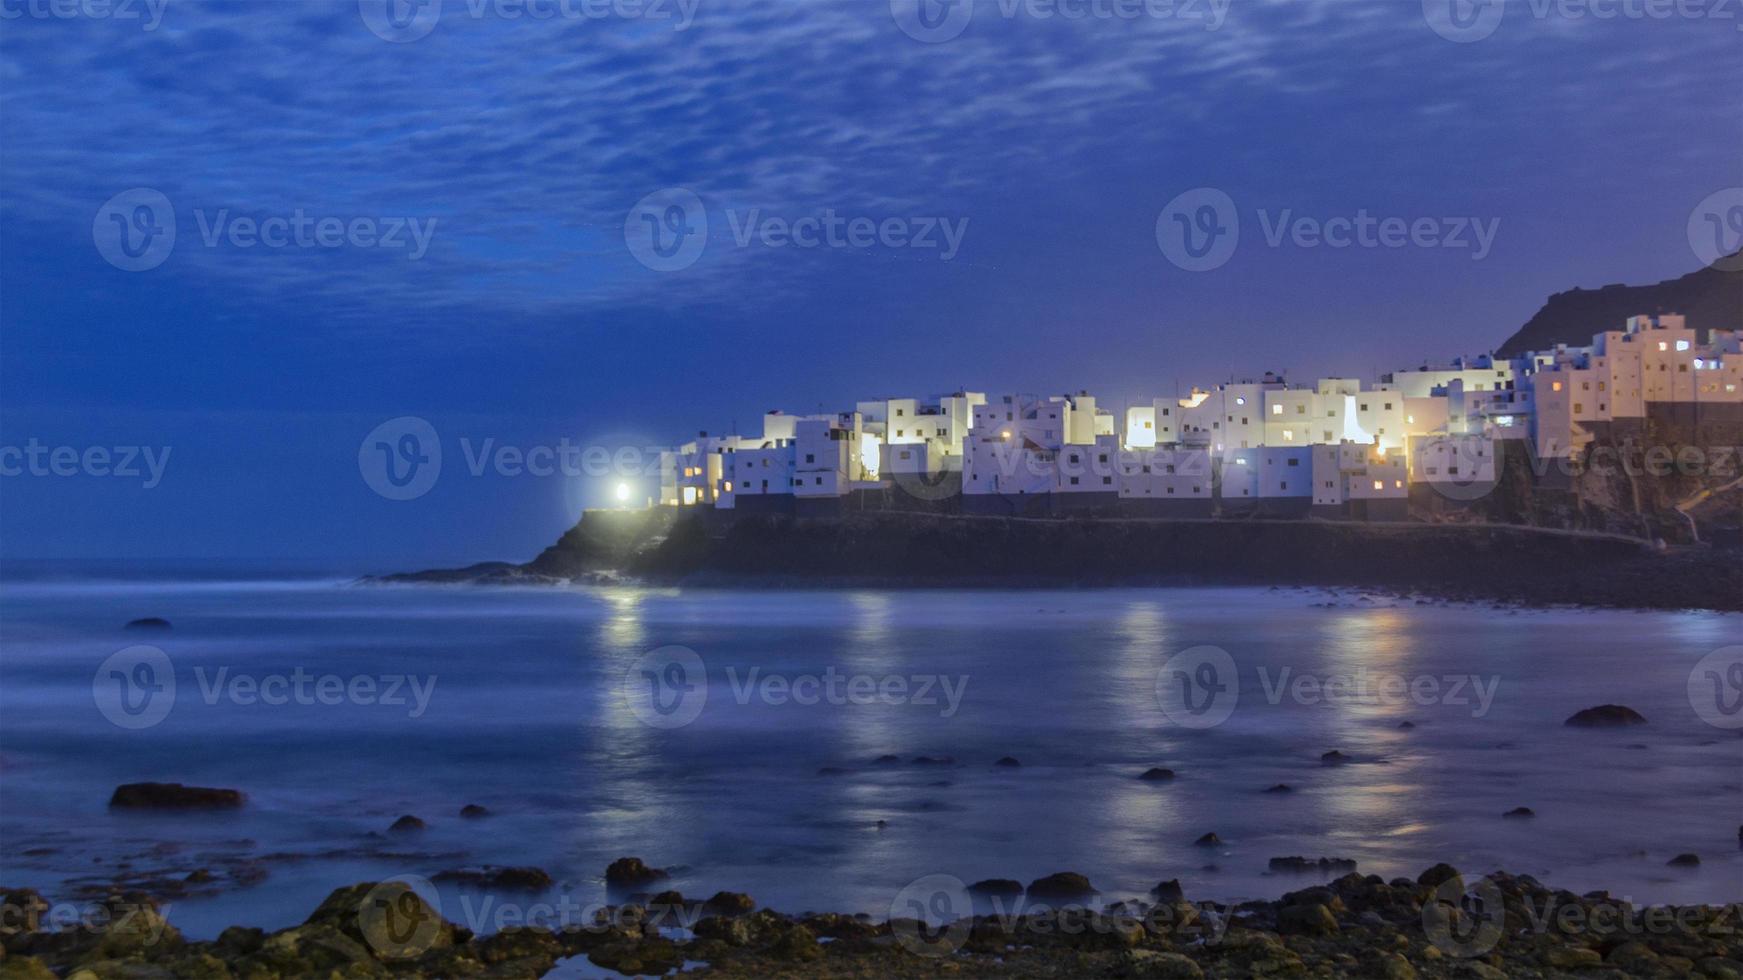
<box><xmin>372</xmin><ymin>512</ymin><xmax>1743</xmax><ymax>614</ymax></box>
<box><xmin>6</xmin><ymin>863</ymin><xmax>1738</xmax><ymax>979</ymax></box>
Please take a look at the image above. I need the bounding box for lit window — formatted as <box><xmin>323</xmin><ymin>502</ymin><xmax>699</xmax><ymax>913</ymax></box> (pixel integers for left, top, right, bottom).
<box><xmin>1677</xmin><ymin>340</ymin><xmax>1690</xmax><ymax>352</ymax></box>
<box><xmin>1372</xmin><ymin>481</ymin><xmax>1383</xmax><ymax>491</ymax></box>
<box><xmin>1236</xmin><ymin>397</ymin><xmax>1246</xmax><ymax>406</ymax></box>
<box><xmin>1271</xmin><ymin>404</ymin><xmax>1282</xmax><ymax>415</ymax></box>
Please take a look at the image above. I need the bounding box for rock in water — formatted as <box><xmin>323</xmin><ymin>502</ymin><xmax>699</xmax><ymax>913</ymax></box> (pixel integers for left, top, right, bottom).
<box><xmin>1140</xmin><ymin>767</ymin><xmax>1176</xmax><ymax>781</ymax></box>
<box><xmin>1025</xmin><ymin>872</ymin><xmax>1094</xmax><ymax>901</ymax></box>
<box><xmin>702</xmin><ymin>891</ymin><xmax>756</xmax><ymax>915</ymax></box>
<box><xmin>1321</xmin><ymin>750</ymin><xmax>1350</xmax><ymax>765</ymax></box>
<box><xmin>605</xmin><ymin>856</ymin><xmax>668</xmax><ymax>886</ymax></box>
<box><xmin>109</xmin><ymin>783</ymin><xmax>245</xmax><ymax>809</ymax></box>
<box><xmin>1667</xmin><ymin>853</ymin><xmax>1700</xmax><ymax>867</ymax></box>
<box><xmin>388</xmin><ymin>815</ymin><xmax>426</xmax><ymax>833</ymax></box>
<box><xmin>459</xmin><ymin>804</ymin><xmax>490</xmax><ymax>818</ymax></box>
<box><xmin>1503</xmin><ymin>807</ymin><xmax>1535</xmax><ymax>818</ymax></box>
<box><xmin>994</xmin><ymin>756</ymin><xmax>1021</xmax><ymax>767</ymax></box>
<box><xmin>432</xmin><ymin>866</ymin><xmax>553</xmax><ymax>890</ymax></box>
<box><xmin>125</xmin><ymin>617</ymin><xmax>172</xmax><ymax>630</ymax></box>
<box><xmin>968</xmin><ymin>878</ymin><xmax>1024</xmax><ymax>898</ymax></box>
<box><xmin>1564</xmin><ymin>704</ymin><xmax>1647</xmax><ymax>727</ymax></box>
<box><xmin>1151</xmin><ymin>879</ymin><xmax>1184</xmax><ymax>901</ymax></box>
<box><xmin>1194</xmin><ymin>832</ymin><xmax>1223</xmax><ymax>847</ymax></box>
<box><xmin>1263</xmin><ymin>784</ymin><xmax>1293</xmax><ymax>794</ymax></box>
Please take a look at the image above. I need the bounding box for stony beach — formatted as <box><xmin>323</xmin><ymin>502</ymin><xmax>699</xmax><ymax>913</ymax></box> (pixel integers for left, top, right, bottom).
<box><xmin>5</xmin><ymin>859</ymin><xmax>1742</xmax><ymax>979</ymax></box>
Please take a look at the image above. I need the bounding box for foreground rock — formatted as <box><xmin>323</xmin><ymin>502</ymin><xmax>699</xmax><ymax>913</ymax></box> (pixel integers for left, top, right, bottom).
<box><xmin>9</xmin><ymin>865</ymin><xmax>1742</xmax><ymax>979</ymax></box>
<box><xmin>108</xmin><ymin>783</ymin><xmax>245</xmax><ymax>809</ymax></box>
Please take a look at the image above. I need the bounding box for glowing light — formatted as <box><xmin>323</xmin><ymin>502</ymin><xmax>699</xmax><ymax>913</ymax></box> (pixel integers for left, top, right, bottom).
<box><xmin>1372</xmin><ymin>480</ymin><xmax>1383</xmax><ymax>491</ymax></box>
<box><xmin>615</xmin><ymin>482</ymin><xmax>631</xmax><ymax>503</ymax></box>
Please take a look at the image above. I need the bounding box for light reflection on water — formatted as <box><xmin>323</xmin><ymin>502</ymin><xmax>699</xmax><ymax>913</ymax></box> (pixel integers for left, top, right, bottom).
<box><xmin>1</xmin><ymin>578</ymin><xmax>1738</xmax><ymax>940</ymax></box>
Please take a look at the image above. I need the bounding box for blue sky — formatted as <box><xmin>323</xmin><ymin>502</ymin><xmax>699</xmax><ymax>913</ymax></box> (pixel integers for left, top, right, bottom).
<box><xmin>1</xmin><ymin>0</ymin><xmax>1738</xmax><ymax>567</ymax></box>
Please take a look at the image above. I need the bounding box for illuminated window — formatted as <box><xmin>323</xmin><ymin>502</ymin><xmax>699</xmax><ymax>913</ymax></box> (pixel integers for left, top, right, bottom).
<box><xmin>1677</xmin><ymin>340</ymin><xmax>1690</xmax><ymax>351</ymax></box>
<box><xmin>1372</xmin><ymin>481</ymin><xmax>1383</xmax><ymax>491</ymax></box>
<box><xmin>1271</xmin><ymin>404</ymin><xmax>1282</xmax><ymax>415</ymax></box>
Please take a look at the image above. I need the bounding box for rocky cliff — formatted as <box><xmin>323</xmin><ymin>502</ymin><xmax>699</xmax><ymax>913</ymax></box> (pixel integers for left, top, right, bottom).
<box><xmin>1495</xmin><ymin>257</ymin><xmax>1741</xmax><ymax>357</ymax></box>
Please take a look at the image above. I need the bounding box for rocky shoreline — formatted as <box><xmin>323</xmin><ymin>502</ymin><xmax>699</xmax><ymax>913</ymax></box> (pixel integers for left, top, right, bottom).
<box><xmin>5</xmin><ymin>860</ymin><xmax>1741</xmax><ymax>979</ymax></box>
<box><xmin>372</xmin><ymin>510</ymin><xmax>1743</xmax><ymax>613</ymax></box>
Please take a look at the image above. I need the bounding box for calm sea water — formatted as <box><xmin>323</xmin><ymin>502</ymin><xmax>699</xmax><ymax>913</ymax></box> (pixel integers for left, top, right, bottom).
<box><xmin>1</xmin><ymin>571</ymin><xmax>1739</xmax><ymax>940</ymax></box>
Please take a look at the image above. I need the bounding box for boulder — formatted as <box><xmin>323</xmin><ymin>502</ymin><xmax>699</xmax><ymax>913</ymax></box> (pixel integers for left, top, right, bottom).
<box><xmin>109</xmin><ymin>783</ymin><xmax>245</xmax><ymax>809</ymax></box>
<box><xmin>1564</xmin><ymin>704</ymin><xmax>1647</xmax><ymax>727</ymax></box>
<box><xmin>702</xmin><ymin>891</ymin><xmax>755</xmax><ymax>915</ymax></box>
<box><xmin>1150</xmin><ymin>879</ymin><xmax>1184</xmax><ymax>902</ymax></box>
<box><xmin>1139</xmin><ymin>768</ymin><xmax>1176</xmax><ymax>781</ymax></box>
<box><xmin>388</xmin><ymin>815</ymin><xmax>425</xmax><ymax>833</ymax></box>
<box><xmin>1668</xmin><ymin>853</ymin><xmax>1701</xmax><ymax>867</ymax></box>
<box><xmin>605</xmin><ymin>857</ymin><xmax>668</xmax><ymax>887</ymax></box>
<box><xmin>1503</xmin><ymin>807</ymin><xmax>1535</xmax><ymax>819</ymax></box>
<box><xmin>432</xmin><ymin>866</ymin><xmax>553</xmax><ymax>890</ymax></box>
<box><xmin>994</xmin><ymin>756</ymin><xmax>1022</xmax><ymax>767</ymax></box>
<box><xmin>1277</xmin><ymin>902</ymin><xmax>1338</xmax><ymax>936</ymax></box>
<box><xmin>967</xmin><ymin>879</ymin><xmax>1024</xmax><ymax>898</ymax></box>
<box><xmin>1263</xmin><ymin>784</ymin><xmax>1293</xmax><ymax>794</ymax></box>
<box><xmin>1193</xmin><ymin>833</ymin><xmax>1223</xmax><ymax>848</ymax></box>
<box><xmin>1417</xmin><ymin>863</ymin><xmax>1462</xmax><ymax>889</ymax></box>
<box><xmin>1321</xmin><ymin>750</ymin><xmax>1350</xmax><ymax>765</ymax></box>
<box><xmin>1269</xmin><ymin>856</ymin><xmax>1357</xmax><ymax>874</ymax></box>
<box><xmin>124</xmin><ymin>617</ymin><xmax>172</xmax><ymax>630</ymax></box>
<box><xmin>459</xmin><ymin>804</ymin><xmax>490</xmax><ymax>819</ymax></box>
<box><xmin>1026</xmin><ymin>872</ymin><xmax>1094</xmax><ymax>902</ymax></box>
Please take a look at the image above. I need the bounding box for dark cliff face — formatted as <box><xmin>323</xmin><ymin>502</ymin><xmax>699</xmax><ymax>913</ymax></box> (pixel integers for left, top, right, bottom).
<box><xmin>1495</xmin><ymin>258</ymin><xmax>1742</xmax><ymax>357</ymax></box>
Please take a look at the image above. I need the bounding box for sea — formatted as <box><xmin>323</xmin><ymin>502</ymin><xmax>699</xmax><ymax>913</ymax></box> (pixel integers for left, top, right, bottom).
<box><xmin>2</xmin><ymin>562</ymin><xmax>1739</xmax><ymax>943</ymax></box>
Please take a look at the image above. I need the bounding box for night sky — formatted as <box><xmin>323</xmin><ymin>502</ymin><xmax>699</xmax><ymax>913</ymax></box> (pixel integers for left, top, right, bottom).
<box><xmin>2</xmin><ymin>0</ymin><xmax>1738</xmax><ymax>566</ymax></box>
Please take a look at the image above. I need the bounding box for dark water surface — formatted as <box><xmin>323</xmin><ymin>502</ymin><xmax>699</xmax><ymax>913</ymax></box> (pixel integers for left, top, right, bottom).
<box><xmin>2</xmin><ymin>573</ymin><xmax>1739</xmax><ymax>939</ymax></box>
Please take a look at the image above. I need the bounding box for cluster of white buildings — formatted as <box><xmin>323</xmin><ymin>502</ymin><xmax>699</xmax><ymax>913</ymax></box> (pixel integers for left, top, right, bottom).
<box><xmin>658</xmin><ymin>315</ymin><xmax>1741</xmax><ymax>520</ymax></box>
